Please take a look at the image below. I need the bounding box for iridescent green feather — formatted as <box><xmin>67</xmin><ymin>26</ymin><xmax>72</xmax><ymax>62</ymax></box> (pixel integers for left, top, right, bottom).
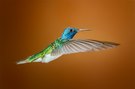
<box><xmin>26</xmin><ymin>38</ymin><xmax>68</xmax><ymax>62</ymax></box>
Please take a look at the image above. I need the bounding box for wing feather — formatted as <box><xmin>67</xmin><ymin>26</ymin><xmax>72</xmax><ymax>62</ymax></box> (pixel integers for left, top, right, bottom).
<box><xmin>51</xmin><ymin>39</ymin><xmax>119</xmax><ymax>55</ymax></box>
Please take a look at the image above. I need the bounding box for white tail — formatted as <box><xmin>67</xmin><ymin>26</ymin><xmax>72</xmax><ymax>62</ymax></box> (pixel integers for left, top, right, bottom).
<box><xmin>16</xmin><ymin>60</ymin><xmax>29</xmax><ymax>64</ymax></box>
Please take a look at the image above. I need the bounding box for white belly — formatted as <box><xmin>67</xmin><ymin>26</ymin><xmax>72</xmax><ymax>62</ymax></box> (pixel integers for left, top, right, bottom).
<box><xmin>33</xmin><ymin>54</ymin><xmax>62</xmax><ymax>63</ymax></box>
<box><xmin>41</xmin><ymin>54</ymin><xmax>62</xmax><ymax>63</ymax></box>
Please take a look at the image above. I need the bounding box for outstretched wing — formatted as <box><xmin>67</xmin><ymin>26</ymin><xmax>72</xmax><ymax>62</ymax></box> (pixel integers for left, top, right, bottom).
<box><xmin>51</xmin><ymin>39</ymin><xmax>119</xmax><ymax>55</ymax></box>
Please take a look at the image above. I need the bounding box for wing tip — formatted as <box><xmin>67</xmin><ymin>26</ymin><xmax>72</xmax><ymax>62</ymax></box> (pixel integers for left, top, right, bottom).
<box><xmin>105</xmin><ymin>42</ymin><xmax>120</xmax><ymax>47</ymax></box>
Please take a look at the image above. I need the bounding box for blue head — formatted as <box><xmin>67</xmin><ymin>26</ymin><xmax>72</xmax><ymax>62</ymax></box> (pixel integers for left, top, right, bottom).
<box><xmin>61</xmin><ymin>27</ymin><xmax>79</xmax><ymax>40</ymax></box>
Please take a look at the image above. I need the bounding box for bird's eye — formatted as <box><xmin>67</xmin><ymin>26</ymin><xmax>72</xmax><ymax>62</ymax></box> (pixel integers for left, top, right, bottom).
<box><xmin>70</xmin><ymin>29</ymin><xmax>73</xmax><ymax>32</ymax></box>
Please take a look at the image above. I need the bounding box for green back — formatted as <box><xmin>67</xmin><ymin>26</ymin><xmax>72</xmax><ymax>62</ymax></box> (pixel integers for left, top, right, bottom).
<box><xmin>27</xmin><ymin>38</ymin><xmax>68</xmax><ymax>62</ymax></box>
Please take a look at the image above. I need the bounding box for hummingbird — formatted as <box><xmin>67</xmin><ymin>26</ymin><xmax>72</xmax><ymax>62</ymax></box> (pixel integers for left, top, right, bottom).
<box><xmin>17</xmin><ymin>27</ymin><xmax>119</xmax><ymax>64</ymax></box>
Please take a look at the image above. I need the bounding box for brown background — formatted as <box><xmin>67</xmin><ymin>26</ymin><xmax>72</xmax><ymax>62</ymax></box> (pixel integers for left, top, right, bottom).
<box><xmin>0</xmin><ymin>0</ymin><xmax>135</xmax><ymax>89</ymax></box>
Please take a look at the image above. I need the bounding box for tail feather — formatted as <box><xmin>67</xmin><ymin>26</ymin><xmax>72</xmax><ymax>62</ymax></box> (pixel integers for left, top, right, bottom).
<box><xmin>16</xmin><ymin>57</ymin><xmax>43</xmax><ymax>64</ymax></box>
<box><xmin>16</xmin><ymin>60</ymin><xmax>30</xmax><ymax>64</ymax></box>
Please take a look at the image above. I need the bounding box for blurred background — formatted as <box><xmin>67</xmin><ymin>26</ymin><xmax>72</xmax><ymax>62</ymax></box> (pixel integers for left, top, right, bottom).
<box><xmin>0</xmin><ymin>0</ymin><xmax>135</xmax><ymax>89</ymax></box>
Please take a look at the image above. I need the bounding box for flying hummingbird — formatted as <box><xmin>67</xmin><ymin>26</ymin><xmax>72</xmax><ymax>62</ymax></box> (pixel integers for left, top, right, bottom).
<box><xmin>17</xmin><ymin>27</ymin><xmax>119</xmax><ymax>64</ymax></box>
